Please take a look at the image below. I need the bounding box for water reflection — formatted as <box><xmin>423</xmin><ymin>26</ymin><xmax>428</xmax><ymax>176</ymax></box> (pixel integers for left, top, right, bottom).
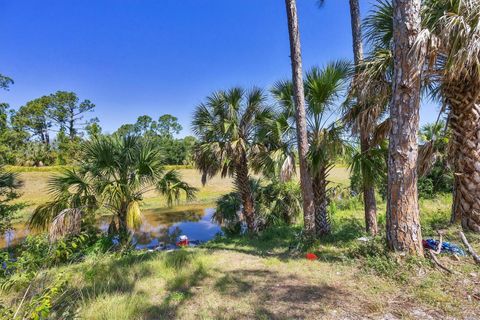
<box><xmin>1</xmin><ymin>206</ymin><xmax>221</xmax><ymax>249</ymax></box>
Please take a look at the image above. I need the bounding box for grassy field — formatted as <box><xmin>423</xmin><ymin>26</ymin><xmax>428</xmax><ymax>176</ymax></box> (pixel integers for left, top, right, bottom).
<box><xmin>11</xmin><ymin>166</ymin><xmax>350</xmax><ymax>222</ymax></box>
<box><xmin>11</xmin><ymin>168</ymin><xmax>234</xmax><ymax>222</ymax></box>
<box><xmin>2</xmin><ymin>195</ymin><xmax>479</xmax><ymax>319</ymax></box>
<box><xmin>3</xmin><ymin>166</ymin><xmax>480</xmax><ymax>319</ymax></box>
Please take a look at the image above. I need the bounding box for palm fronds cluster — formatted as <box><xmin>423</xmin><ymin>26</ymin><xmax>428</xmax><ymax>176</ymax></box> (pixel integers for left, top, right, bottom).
<box><xmin>30</xmin><ymin>135</ymin><xmax>197</xmax><ymax>240</ymax></box>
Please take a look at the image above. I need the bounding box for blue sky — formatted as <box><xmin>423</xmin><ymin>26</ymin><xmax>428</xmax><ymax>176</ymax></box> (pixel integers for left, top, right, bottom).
<box><xmin>0</xmin><ymin>0</ymin><xmax>440</xmax><ymax>136</ymax></box>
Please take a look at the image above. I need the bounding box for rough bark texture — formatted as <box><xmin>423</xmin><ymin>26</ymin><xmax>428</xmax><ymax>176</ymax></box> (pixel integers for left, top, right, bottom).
<box><xmin>235</xmin><ymin>153</ymin><xmax>256</xmax><ymax>232</ymax></box>
<box><xmin>117</xmin><ymin>203</ymin><xmax>129</xmax><ymax>242</ymax></box>
<box><xmin>349</xmin><ymin>0</ymin><xmax>378</xmax><ymax>235</ymax></box>
<box><xmin>445</xmin><ymin>82</ymin><xmax>480</xmax><ymax>232</ymax></box>
<box><xmin>285</xmin><ymin>0</ymin><xmax>316</xmax><ymax>236</ymax></box>
<box><xmin>313</xmin><ymin>170</ymin><xmax>330</xmax><ymax>237</ymax></box>
<box><xmin>386</xmin><ymin>0</ymin><xmax>424</xmax><ymax>254</ymax></box>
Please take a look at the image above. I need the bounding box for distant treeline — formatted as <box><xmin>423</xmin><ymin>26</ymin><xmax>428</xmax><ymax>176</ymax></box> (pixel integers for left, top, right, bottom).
<box><xmin>0</xmin><ymin>89</ymin><xmax>196</xmax><ymax>166</ymax></box>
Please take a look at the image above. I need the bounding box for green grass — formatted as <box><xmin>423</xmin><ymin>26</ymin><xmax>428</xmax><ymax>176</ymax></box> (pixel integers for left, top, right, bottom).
<box><xmin>4</xmin><ymin>167</ymin><xmax>480</xmax><ymax>318</ymax></box>
<box><xmin>10</xmin><ymin>168</ymin><xmax>235</xmax><ymax>222</ymax></box>
<box><xmin>4</xmin><ymin>202</ymin><xmax>479</xmax><ymax>319</ymax></box>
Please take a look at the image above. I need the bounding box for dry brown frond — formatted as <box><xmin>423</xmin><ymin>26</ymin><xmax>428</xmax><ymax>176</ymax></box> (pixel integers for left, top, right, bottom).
<box><xmin>49</xmin><ymin>208</ymin><xmax>82</xmax><ymax>242</ymax></box>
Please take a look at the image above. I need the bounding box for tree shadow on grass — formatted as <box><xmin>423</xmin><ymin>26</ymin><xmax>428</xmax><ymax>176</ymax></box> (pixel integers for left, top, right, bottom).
<box><xmin>211</xmin><ymin>268</ymin><xmax>350</xmax><ymax>319</ymax></box>
<box><xmin>141</xmin><ymin>260</ymin><xmax>209</xmax><ymax>319</ymax></box>
<box><xmin>204</xmin><ymin>220</ymin><xmax>366</xmax><ymax>263</ymax></box>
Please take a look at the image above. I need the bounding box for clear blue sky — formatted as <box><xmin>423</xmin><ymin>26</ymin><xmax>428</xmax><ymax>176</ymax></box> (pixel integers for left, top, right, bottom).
<box><xmin>0</xmin><ymin>0</ymin><xmax>439</xmax><ymax>136</ymax></box>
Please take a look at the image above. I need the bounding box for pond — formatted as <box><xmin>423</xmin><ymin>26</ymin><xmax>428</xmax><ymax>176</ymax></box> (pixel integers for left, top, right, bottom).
<box><xmin>1</xmin><ymin>205</ymin><xmax>222</xmax><ymax>249</ymax></box>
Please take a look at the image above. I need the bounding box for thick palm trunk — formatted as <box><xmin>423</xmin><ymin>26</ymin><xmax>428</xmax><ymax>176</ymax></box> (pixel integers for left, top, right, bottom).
<box><xmin>313</xmin><ymin>169</ymin><xmax>330</xmax><ymax>237</ymax></box>
<box><xmin>235</xmin><ymin>153</ymin><xmax>255</xmax><ymax>232</ymax></box>
<box><xmin>349</xmin><ymin>0</ymin><xmax>378</xmax><ymax>235</ymax></box>
<box><xmin>386</xmin><ymin>0</ymin><xmax>424</xmax><ymax>254</ymax></box>
<box><xmin>446</xmin><ymin>82</ymin><xmax>480</xmax><ymax>232</ymax></box>
<box><xmin>284</xmin><ymin>0</ymin><xmax>316</xmax><ymax>237</ymax></box>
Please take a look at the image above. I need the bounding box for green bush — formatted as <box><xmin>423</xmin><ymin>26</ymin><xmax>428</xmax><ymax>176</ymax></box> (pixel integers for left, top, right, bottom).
<box><xmin>213</xmin><ymin>180</ymin><xmax>303</xmax><ymax>235</ymax></box>
<box><xmin>418</xmin><ymin>160</ymin><xmax>453</xmax><ymax>198</ymax></box>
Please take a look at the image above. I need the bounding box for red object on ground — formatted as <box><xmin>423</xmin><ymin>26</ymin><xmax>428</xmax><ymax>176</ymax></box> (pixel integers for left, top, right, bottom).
<box><xmin>177</xmin><ymin>239</ymin><xmax>189</xmax><ymax>246</ymax></box>
<box><xmin>306</xmin><ymin>253</ymin><xmax>317</xmax><ymax>260</ymax></box>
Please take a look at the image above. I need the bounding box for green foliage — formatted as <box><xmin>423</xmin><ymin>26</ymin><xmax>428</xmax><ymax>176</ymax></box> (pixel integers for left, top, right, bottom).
<box><xmin>348</xmin><ymin>235</ymin><xmax>428</xmax><ymax>283</ymax></box>
<box><xmin>0</xmin><ymin>74</ymin><xmax>13</xmax><ymax>91</ymax></box>
<box><xmin>418</xmin><ymin>121</ymin><xmax>452</xmax><ymax>198</ymax></box>
<box><xmin>0</xmin><ymin>167</ymin><xmax>24</xmax><ymax>234</ymax></box>
<box><xmin>0</xmin><ymin>231</ymin><xmax>109</xmax><ymax>294</ymax></box>
<box><xmin>114</xmin><ymin>114</ymin><xmax>193</xmax><ymax>165</ymax></box>
<box><xmin>29</xmin><ymin>135</ymin><xmax>197</xmax><ymax>239</ymax></box>
<box><xmin>16</xmin><ymin>142</ymin><xmax>56</xmax><ymax>167</ymax></box>
<box><xmin>255</xmin><ymin>180</ymin><xmax>302</xmax><ymax>227</ymax></box>
<box><xmin>214</xmin><ymin>179</ymin><xmax>302</xmax><ymax>234</ymax></box>
<box><xmin>192</xmin><ymin>87</ymin><xmax>268</xmax><ymax>183</ymax></box>
<box><xmin>213</xmin><ymin>192</ymin><xmax>242</xmax><ymax>235</ymax></box>
<box><xmin>349</xmin><ymin>143</ymin><xmax>387</xmax><ymax>195</ymax></box>
<box><xmin>24</xmin><ymin>274</ymin><xmax>68</xmax><ymax>320</ymax></box>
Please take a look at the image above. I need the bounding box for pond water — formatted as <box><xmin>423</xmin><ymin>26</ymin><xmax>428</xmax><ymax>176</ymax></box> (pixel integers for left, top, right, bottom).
<box><xmin>1</xmin><ymin>205</ymin><xmax>222</xmax><ymax>249</ymax></box>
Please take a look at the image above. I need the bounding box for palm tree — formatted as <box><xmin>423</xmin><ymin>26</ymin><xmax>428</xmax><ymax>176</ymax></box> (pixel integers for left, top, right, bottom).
<box><xmin>346</xmin><ymin>0</ymin><xmax>380</xmax><ymax>236</ymax></box>
<box><xmin>364</xmin><ymin>0</ymin><xmax>480</xmax><ymax>233</ymax></box>
<box><xmin>284</xmin><ymin>0</ymin><xmax>316</xmax><ymax>236</ymax></box>
<box><xmin>272</xmin><ymin>61</ymin><xmax>351</xmax><ymax>236</ymax></box>
<box><xmin>30</xmin><ymin>135</ymin><xmax>196</xmax><ymax>240</ymax></box>
<box><xmin>420</xmin><ymin>0</ymin><xmax>480</xmax><ymax>231</ymax></box>
<box><xmin>386</xmin><ymin>0</ymin><xmax>424</xmax><ymax>254</ymax></box>
<box><xmin>192</xmin><ymin>87</ymin><xmax>268</xmax><ymax>232</ymax></box>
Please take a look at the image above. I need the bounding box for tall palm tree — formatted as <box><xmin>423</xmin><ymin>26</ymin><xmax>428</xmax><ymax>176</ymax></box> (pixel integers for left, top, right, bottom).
<box><xmin>364</xmin><ymin>0</ymin><xmax>480</xmax><ymax>233</ymax></box>
<box><xmin>284</xmin><ymin>0</ymin><xmax>317</xmax><ymax>236</ymax></box>
<box><xmin>273</xmin><ymin>61</ymin><xmax>351</xmax><ymax>236</ymax></box>
<box><xmin>30</xmin><ymin>135</ymin><xmax>196</xmax><ymax>240</ymax></box>
<box><xmin>347</xmin><ymin>0</ymin><xmax>379</xmax><ymax>236</ymax></box>
<box><xmin>192</xmin><ymin>87</ymin><xmax>267</xmax><ymax>232</ymax></box>
<box><xmin>421</xmin><ymin>0</ymin><xmax>480</xmax><ymax>231</ymax></box>
<box><xmin>386</xmin><ymin>0</ymin><xmax>424</xmax><ymax>254</ymax></box>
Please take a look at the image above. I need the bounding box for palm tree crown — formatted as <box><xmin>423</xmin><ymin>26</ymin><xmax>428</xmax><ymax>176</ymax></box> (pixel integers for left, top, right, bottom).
<box><xmin>30</xmin><ymin>135</ymin><xmax>197</xmax><ymax>239</ymax></box>
<box><xmin>192</xmin><ymin>87</ymin><xmax>268</xmax><ymax>231</ymax></box>
<box><xmin>271</xmin><ymin>61</ymin><xmax>351</xmax><ymax>236</ymax></box>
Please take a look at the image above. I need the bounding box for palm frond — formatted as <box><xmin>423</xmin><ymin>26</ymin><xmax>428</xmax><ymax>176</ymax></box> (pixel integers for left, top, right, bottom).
<box><xmin>126</xmin><ymin>200</ymin><xmax>143</xmax><ymax>229</ymax></box>
<box><xmin>49</xmin><ymin>208</ymin><xmax>82</xmax><ymax>242</ymax></box>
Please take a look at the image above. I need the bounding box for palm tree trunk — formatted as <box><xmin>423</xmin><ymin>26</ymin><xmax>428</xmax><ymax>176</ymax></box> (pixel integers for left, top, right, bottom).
<box><xmin>349</xmin><ymin>0</ymin><xmax>378</xmax><ymax>236</ymax></box>
<box><xmin>284</xmin><ymin>0</ymin><xmax>316</xmax><ymax>237</ymax></box>
<box><xmin>313</xmin><ymin>169</ymin><xmax>330</xmax><ymax>236</ymax></box>
<box><xmin>117</xmin><ymin>202</ymin><xmax>129</xmax><ymax>240</ymax></box>
<box><xmin>445</xmin><ymin>83</ymin><xmax>480</xmax><ymax>232</ymax></box>
<box><xmin>349</xmin><ymin>0</ymin><xmax>363</xmax><ymax>66</ymax></box>
<box><xmin>235</xmin><ymin>153</ymin><xmax>255</xmax><ymax>232</ymax></box>
<box><xmin>360</xmin><ymin>136</ymin><xmax>378</xmax><ymax>236</ymax></box>
<box><xmin>386</xmin><ymin>0</ymin><xmax>424</xmax><ymax>254</ymax></box>
<box><xmin>360</xmin><ymin>135</ymin><xmax>378</xmax><ymax>235</ymax></box>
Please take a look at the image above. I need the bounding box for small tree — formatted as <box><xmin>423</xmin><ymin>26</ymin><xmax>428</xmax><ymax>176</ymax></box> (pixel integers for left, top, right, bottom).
<box><xmin>30</xmin><ymin>135</ymin><xmax>196</xmax><ymax>240</ymax></box>
<box><xmin>192</xmin><ymin>87</ymin><xmax>268</xmax><ymax>232</ymax></box>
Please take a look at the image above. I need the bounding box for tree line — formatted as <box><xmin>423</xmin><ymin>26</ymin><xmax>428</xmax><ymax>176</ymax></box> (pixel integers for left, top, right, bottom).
<box><xmin>0</xmin><ymin>84</ymin><xmax>196</xmax><ymax>166</ymax></box>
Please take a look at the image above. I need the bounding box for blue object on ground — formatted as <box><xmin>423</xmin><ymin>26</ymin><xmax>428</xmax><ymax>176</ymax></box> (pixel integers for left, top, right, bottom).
<box><xmin>423</xmin><ymin>239</ymin><xmax>466</xmax><ymax>256</ymax></box>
